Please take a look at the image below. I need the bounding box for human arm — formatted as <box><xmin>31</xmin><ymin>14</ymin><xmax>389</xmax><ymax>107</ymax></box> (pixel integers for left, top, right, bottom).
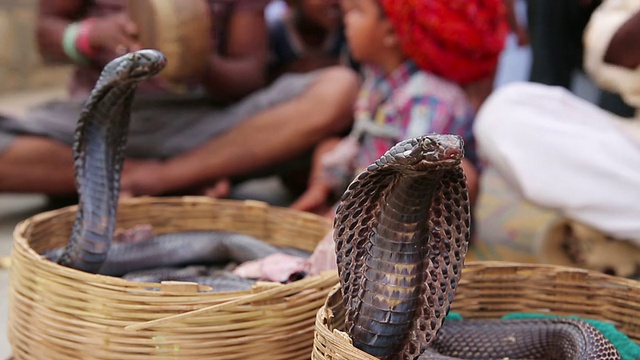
<box><xmin>119</xmin><ymin>66</ymin><xmax>358</xmax><ymax>197</ymax></box>
<box><xmin>502</xmin><ymin>0</ymin><xmax>529</xmax><ymax>46</ymax></box>
<box><xmin>37</xmin><ymin>0</ymin><xmax>140</xmax><ymax>67</ymax></box>
<box><xmin>36</xmin><ymin>0</ymin><xmax>84</xmax><ymax>62</ymax></box>
<box><xmin>202</xmin><ymin>5</ymin><xmax>269</xmax><ymax>102</ymax></box>
<box><xmin>461</xmin><ymin>158</ymin><xmax>479</xmax><ymax>208</ymax></box>
<box><xmin>289</xmin><ymin>137</ymin><xmax>343</xmax><ymax>214</ymax></box>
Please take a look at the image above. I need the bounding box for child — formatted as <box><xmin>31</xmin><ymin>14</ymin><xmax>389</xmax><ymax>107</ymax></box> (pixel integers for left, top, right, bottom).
<box><xmin>233</xmin><ymin>0</ymin><xmax>508</xmax><ymax>280</ymax></box>
<box><xmin>290</xmin><ymin>0</ymin><xmax>509</xmax><ymax>216</ymax></box>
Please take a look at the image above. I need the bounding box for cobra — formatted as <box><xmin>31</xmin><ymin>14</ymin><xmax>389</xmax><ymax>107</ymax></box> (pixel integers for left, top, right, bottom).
<box><xmin>335</xmin><ymin>135</ymin><xmax>620</xmax><ymax>359</ymax></box>
<box><xmin>57</xmin><ymin>49</ymin><xmax>167</xmax><ymax>272</ymax></box>
<box><xmin>53</xmin><ymin>50</ymin><xmax>306</xmax><ymax>287</ymax></box>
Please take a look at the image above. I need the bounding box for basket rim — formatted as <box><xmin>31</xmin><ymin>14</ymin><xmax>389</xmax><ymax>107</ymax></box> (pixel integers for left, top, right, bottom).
<box><xmin>11</xmin><ymin>196</ymin><xmax>335</xmax><ymax>291</ymax></box>
<box><xmin>321</xmin><ymin>260</ymin><xmax>640</xmax><ymax>300</ymax></box>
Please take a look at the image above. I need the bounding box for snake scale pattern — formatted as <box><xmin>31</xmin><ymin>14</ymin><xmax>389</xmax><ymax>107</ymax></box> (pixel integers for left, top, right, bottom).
<box><xmin>57</xmin><ymin>50</ymin><xmax>166</xmax><ymax>273</ymax></box>
<box><xmin>335</xmin><ymin>135</ymin><xmax>621</xmax><ymax>359</ymax></box>
<box><xmin>53</xmin><ymin>50</ymin><xmax>621</xmax><ymax>358</ymax></box>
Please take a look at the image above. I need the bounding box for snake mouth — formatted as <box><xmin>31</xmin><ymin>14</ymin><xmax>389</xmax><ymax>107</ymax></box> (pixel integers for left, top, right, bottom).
<box><xmin>114</xmin><ymin>49</ymin><xmax>167</xmax><ymax>82</ymax></box>
<box><xmin>417</xmin><ymin>157</ymin><xmax>462</xmax><ymax>172</ymax></box>
<box><xmin>390</xmin><ymin>135</ymin><xmax>464</xmax><ymax>172</ymax></box>
<box><xmin>130</xmin><ymin>50</ymin><xmax>166</xmax><ymax>78</ymax></box>
<box><xmin>426</xmin><ymin>147</ymin><xmax>463</xmax><ymax>163</ymax></box>
<box><xmin>419</xmin><ymin>135</ymin><xmax>464</xmax><ymax>166</ymax></box>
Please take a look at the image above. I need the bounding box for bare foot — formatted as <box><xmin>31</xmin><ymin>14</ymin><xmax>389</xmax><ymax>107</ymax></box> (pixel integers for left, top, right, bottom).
<box><xmin>201</xmin><ymin>178</ymin><xmax>231</xmax><ymax>198</ymax></box>
<box><xmin>289</xmin><ymin>183</ymin><xmax>333</xmax><ymax>214</ymax></box>
<box><xmin>121</xmin><ymin>159</ymin><xmax>168</xmax><ymax>197</ymax></box>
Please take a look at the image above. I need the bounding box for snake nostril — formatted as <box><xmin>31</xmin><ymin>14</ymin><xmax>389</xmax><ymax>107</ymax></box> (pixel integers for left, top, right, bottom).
<box><xmin>445</xmin><ymin>148</ymin><xmax>461</xmax><ymax>159</ymax></box>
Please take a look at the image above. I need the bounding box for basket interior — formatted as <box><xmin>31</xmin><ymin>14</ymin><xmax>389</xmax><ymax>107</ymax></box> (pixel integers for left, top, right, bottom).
<box><xmin>20</xmin><ymin>197</ymin><xmax>330</xmax><ymax>254</ymax></box>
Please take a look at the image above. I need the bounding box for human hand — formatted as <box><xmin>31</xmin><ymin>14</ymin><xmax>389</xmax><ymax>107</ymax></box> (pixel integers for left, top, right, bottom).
<box><xmin>120</xmin><ymin>159</ymin><xmax>168</xmax><ymax>198</ymax></box>
<box><xmin>88</xmin><ymin>13</ymin><xmax>141</xmax><ymax>58</ymax></box>
<box><xmin>289</xmin><ymin>182</ymin><xmax>334</xmax><ymax>215</ymax></box>
<box><xmin>233</xmin><ymin>253</ymin><xmax>307</xmax><ymax>282</ymax></box>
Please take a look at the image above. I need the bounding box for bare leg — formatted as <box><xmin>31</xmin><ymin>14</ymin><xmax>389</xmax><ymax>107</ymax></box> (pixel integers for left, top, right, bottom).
<box><xmin>0</xmin><ymin>136</ymin><xmax>76</xmax><ymax>194</ymax></box>
<box><xmin>122</xmin><ymin>66</ymin><xmax>360</xmax><ymax>196</ymax></box>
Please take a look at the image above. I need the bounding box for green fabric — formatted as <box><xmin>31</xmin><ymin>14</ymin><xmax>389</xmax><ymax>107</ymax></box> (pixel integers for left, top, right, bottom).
<box><xmin>444</xmin><ymin>311</ymin><xmax>464</xmax><ymax>321</ymax></box>
<box><xmin>445</xmin><ymin>312</ymin><xmax>639</xmax><ymax>360</ymax></box>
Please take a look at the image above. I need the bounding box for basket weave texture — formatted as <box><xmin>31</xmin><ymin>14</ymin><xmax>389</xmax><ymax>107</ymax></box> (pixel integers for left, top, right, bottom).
<box><xmin>9</xmin><ymin>197</ymin><xmax>338</xmax><ymax>360</ymax></box>
<box><xmin>312</xmin><ymin>261</ymin><xmax>640</xmax><ymax>359</ymax></box>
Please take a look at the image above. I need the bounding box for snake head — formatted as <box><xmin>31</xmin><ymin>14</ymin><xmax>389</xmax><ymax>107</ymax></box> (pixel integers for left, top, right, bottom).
<box><xmin>100</xmin><ymin>49</ymin><xmax>167</xmax><ymax>85</ymax></box>
<box><xmin>380</xmin><ymin>134</ymin><xmax>464</xmax><ymax>172</ymax></box>
<box><xmin>420</xmin><ymin>134</ymin><xmax>464</xmax><ymax>164</ymax></box>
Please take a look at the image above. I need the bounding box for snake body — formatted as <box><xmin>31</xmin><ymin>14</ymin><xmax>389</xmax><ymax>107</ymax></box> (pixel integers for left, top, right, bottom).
<box><xmin>57</xmin><ymin>50</ymin><xmax>166</xmax><ymax>272</ymax></box>
<box><xmin>121</xmin><ymin>266</ymin><xmax>258</xmax><ymax>292</ymax></box>
<box><xmin>420</xmin><ymin>318</ymin><xmax>620</xmax><ymax>359</ymax></box>
<box><xmin>335</xmin><ymin>135</ymin><xmax>620</xmax><ymax>359</ymax></box>
<box><xmin>50</xmin><ymin>230</ymin><xmax>305</xmax><ymax>276</ymax></box>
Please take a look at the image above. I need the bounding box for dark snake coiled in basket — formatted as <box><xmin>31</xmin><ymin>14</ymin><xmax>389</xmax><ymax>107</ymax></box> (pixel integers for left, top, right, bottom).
<box><xmin>335</xmin><ymin>135</ymin><xmax>621</xmax><ymax>359</ymax></box>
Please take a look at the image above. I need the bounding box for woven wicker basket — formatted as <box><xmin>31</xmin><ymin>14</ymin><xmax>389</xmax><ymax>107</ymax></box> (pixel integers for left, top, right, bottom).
<box><xmin>8</xmin><ymin>196</ymin><xmax>338</xmax><ymax>360</ymax></box>
<box><xmin>312</xmin><ymin>261</ymin><xmax>640</xmax><ymax>359</ymax></box>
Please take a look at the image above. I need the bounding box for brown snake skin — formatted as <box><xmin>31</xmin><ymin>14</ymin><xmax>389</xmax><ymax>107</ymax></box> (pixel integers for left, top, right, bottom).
<box><xmin>334</xmin><ymin>135</ymin><xmax>621</xmax><ymax>360</ymax></box>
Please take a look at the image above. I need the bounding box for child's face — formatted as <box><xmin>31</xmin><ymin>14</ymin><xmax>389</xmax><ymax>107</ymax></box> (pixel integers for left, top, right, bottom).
<box><xmin>297</xmin><ymin>0</ymin><xmax>342</xmax><ymax>31</ymax></box>
<box><xmin>342</xmin><ymin>0</ymin><xmax>387</xmax><ymax>64</ymax></box>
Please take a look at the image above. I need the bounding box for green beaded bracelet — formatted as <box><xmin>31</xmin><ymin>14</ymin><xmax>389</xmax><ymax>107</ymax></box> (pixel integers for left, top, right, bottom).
<box><xmin>62</xmin><ymin>22</ymin><xmax>89</xmax><ymax>64</ymax></box>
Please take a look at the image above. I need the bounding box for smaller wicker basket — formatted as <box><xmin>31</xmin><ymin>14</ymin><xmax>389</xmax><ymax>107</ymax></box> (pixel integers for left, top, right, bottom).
<box><xmin>312</xmin><ymin>261</ymin><xmax>640</xmax><ymax>360</ymax></box>
<box><xmin>9</xmin><ymin>197</ymin><xmax>338</xmax><ymax>360</ymax></box>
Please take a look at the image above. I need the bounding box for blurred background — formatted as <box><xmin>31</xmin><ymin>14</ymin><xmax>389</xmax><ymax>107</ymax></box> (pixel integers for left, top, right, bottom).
<box><xmin>0</xmin><ymin>0</ymin><xmax>71</xmax><ymax>94</ymax></box>
<box><xmin>0</xmin><ymin>0</ymin><xmax>634</xmax><ymax>357</ymax></box>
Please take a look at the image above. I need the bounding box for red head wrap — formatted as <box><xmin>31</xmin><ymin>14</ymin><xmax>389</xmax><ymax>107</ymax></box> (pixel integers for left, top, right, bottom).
<box><xmin>380</xmin><ymin>0</ymin><xmax>509</xmax><ymax>84</ymax></box>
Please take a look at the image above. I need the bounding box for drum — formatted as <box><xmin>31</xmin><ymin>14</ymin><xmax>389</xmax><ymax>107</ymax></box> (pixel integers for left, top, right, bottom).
<box><xmin>126</xmin><ymin>0</ymin><xmax>212</xmax><ymax>82</ymax></box>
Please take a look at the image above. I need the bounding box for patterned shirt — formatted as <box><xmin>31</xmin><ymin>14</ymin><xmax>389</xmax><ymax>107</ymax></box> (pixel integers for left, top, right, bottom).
<box><xmin>353</xmin><ymin>60</ymin><xmax>478</xmax><ymax>171</ymax></box>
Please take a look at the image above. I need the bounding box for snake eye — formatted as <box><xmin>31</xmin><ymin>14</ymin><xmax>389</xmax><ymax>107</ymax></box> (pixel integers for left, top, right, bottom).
<box><xmin>421</xmin><ymin>137</ymin><xmax>435</xmax><ymax>150</ymax></box>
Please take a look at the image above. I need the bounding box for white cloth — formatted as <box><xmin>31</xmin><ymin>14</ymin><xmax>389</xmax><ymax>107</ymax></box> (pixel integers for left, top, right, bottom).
<box><xmin>474</xmin><ymin>82</ymin><xmax>640</xmax><ymax>245</ymax></box>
